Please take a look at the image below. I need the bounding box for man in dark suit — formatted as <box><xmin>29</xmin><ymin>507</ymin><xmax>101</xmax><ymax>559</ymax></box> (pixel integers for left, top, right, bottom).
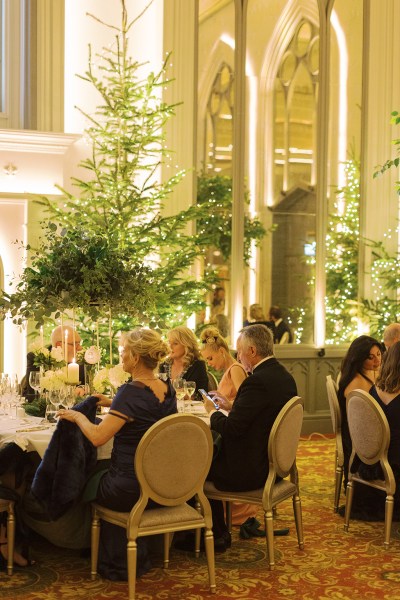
<box><xmin>203</xmin><ymin>323</ymin><xmax>297</xmax><ymax>549</ymax></box>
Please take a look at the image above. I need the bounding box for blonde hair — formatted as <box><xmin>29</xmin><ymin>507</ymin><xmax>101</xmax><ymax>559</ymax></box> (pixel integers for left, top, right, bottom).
<box><xmin>122</xmin><ymin>328</ymin><xmax>168</xmax><ymax>370</ymax></box>
<box><xmin>200</xmin><ymin>326</ymin><xmax>229</xmax><ymax>352</ymax></box>
<box><xmin>249</xmin><ymin>303</ymin><xmax>265</xmax><ymax>321</ymax></box>
<box><xmin>167</xmin><ymin>326</ymin><xmax>202</xmax><ymax>370</ymax></box>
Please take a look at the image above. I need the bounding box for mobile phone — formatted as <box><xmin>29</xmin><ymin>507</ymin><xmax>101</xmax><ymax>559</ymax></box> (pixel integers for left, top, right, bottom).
<box><xmin>198</xmin><ymin>388</ymin><xmax>219</xmax><ymax>410</ymax></box>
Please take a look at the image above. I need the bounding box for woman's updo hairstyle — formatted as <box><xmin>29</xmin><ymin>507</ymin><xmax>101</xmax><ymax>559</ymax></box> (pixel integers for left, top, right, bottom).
<box><xmin>122</xmin><ymin>328</ymin><xmax>169</xmax><ymax>370</ymax></box>
<box><xmin>200</xmin><ymin>326</ymin><xmax>229</xmax><ymax>353</ymax></box>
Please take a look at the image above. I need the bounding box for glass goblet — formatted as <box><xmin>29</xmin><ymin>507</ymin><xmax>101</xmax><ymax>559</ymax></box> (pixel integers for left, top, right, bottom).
<box><xmin>173</xmin><ymin>378</ymin><xmax>187</xmax><ymax>413</ymax></box>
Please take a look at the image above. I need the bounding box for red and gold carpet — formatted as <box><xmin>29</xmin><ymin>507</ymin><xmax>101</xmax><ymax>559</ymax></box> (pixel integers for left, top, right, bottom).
<box><xmin>2</xmin><ymin>436</ymin><xmax>400</xmax><ymax>600</ymax></box>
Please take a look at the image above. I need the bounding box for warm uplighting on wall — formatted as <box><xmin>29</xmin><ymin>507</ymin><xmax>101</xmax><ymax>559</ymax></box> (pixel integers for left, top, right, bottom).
<box><xmin>331</xmin><ymin>9</ymin><xmax>348</xmax><ymax>191</ymax></box>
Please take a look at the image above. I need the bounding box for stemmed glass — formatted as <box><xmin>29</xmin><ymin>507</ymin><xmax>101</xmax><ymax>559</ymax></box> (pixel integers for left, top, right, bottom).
<box><xmin>29</xmin><ymin>372</ymin><xmax>41</xmax><ymax>399</ymax></box>
<box><xmin>172</xmin><ymin>378</ymin><xmax>187</xmax><ymax>413</ymax></box>
<box><xmin>185</xmin><ymin>381</ymin><xmax>196</xmax><ymax>405</ymax></box>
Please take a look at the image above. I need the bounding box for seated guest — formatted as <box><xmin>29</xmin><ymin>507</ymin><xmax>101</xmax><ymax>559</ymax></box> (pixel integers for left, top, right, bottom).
<box><xmin>383</xmin><ymin>322</ymin><xmax>400</xmax><ymax>350</ymax></box>
<box><xmin>203</xmin><ymin>324</ymin><xmax>297</xmax><ymax>551</ymax></box>
<box><xmin>22</xmin><ymin>324</ymin><xmax>83</xmax><ymax>400</ymax></box>
<box><xmin>200</xmin><ymin>326</ymin><xmax>257</xmax><ymax>525</ymax></box>
<box><xmin>159</xmin><ymin>326</ymin><xmax>209</xmax><ymax>400</ymax></box>
<box><xmin>57</xmin><ymin>328</ymin><xmax>177</xmax><ymax>579</ymax></box>
<box><xmin>337</xmin><ymin>335</ymin><xmax>382</xmax><ymax>488</ymax></box>
<box><xmin>268</xmin><ymin>306</ymin><xmax>293</xmax><ymax>344</ymax></box>
<box><xmin>343</xmin><ymin>341</ymin><xmax>400</xmax><ymax>520</ymax></box>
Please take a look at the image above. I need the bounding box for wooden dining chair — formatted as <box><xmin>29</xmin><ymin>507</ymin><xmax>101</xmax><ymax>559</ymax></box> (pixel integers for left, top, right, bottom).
<box><xmin>206</xmin><ymin>371</ymin><xmax>219</xmax><ymax>391</ymax></box>
<box><xmin>91</xmin><ymin>414</ymin><xmax>216</xmax><ymax>599</ymax></box>
<box><xmin>344</xmin><ymin>389</ymin><xmax>395</xmax><ymax>547</ymax></box>
<box><xmin>204</xmin><ymin>396</ymin><xmax>305</xmax><ymax>569</ymax></box>
<box><xmin>0</xmin><ymin>496</ymin><xmax>15</xmax><ymax>575</ymax></box>
<box><xmin>326</xmin><ymin>375</ymin><xmax>344</xmax><ymax>512</ymax></box>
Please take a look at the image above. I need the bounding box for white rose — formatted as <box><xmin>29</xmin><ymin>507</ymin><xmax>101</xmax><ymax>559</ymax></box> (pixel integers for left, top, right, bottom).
<box><xmin>51</xmin><ymin>347</ymin><xmax>64</xmax><ymax>362</ymax></box>
<box><xmin>108</xmin><ymin>365</ymin><xmax>129</xmax><ymax>390</ymax></box>
<box><xmin>93</xmin><ymin>368</ymin><xmax>109</xmax><ymax>393</ymax></box>
<box><xmin>85</xmin><ymin>345</ymin><xmax>101</xmax><ymax>365</ymax></box>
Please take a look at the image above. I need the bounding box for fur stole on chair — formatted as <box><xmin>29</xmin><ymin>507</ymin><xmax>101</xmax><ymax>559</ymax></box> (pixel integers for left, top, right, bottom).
<box><xmin>31</xmin><ymin>396</ymin><xmax>99</xmax><ymax>520</ymax></box>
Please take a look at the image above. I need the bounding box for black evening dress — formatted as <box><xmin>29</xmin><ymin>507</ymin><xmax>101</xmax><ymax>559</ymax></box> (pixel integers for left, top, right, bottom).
<box><xmin>345</xmin><ymin>386</ymin><xmax>400</xmax><ymax>521</ymax></box>
<box><xmin>96</xmin><ymin>379</ymin><xmax>177</xmax><ymax>580</ymax></box>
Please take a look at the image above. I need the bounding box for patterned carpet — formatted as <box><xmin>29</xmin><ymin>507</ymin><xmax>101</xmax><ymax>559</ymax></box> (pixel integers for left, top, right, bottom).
<box><xmin>2</xmin><ymin>436</ymin><xmax>400</xmax><ymax>600</ymax></box>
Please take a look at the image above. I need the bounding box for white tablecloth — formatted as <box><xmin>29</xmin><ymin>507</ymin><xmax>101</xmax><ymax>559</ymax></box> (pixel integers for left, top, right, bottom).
<box><xmin>0</xmin><ymin>415</ymin><xmax>113</xmax><ymax>459</ymax></box>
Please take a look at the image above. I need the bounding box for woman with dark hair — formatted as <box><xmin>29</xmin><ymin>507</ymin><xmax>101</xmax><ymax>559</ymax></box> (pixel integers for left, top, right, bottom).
<box><xmin>338</xmin><ymin>334</ymin><xmax>382</xmax><ymax>487</ymax></box>
<box><xmin>341</xmin><ymin>341</ymin><xmax>400</xmax><ymax>520</ymax></box>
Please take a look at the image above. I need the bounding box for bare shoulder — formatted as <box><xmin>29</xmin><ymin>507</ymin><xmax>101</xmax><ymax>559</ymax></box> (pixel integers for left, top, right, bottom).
<box><xmin>345</xmin><ymin>374</ymin><xmax>371</xmax><ymax>397</ymax></box>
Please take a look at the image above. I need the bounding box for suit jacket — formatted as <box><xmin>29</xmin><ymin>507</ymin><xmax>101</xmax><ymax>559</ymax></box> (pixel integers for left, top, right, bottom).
<box><xmin>209</xmin><ymin>357</ymin><xmax>297</xmax><ymax>491</ymax></box>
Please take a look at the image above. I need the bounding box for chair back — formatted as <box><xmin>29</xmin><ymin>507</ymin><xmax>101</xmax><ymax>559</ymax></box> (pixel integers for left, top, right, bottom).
<box><xmin>267</xmin><ymin>396</ymin><xmax>303</xmax><ymax>479</ymax></box>
<box><xmin>346</xmin><ymin>389</ymin><xmax>390</xmax><ymax>466</ymax></box>
<box><xmin>134</xmin><ymin>413</ymin><xmax>213</xmax><ymax>507</ymax></box>
<box><xmin>326</xmin><ymin>375</ymin><xmax>341</xmax><ymax>434</ymax></box>
<box><xmin>207</xmin><ymin>370</ymin><xmax>218</xmax><ymax>390</ymax></box>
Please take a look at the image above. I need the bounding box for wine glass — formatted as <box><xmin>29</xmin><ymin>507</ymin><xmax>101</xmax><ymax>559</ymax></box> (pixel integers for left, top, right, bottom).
<box><xmin>185</xmin><ymin>381</ymin><xmax>196</xmax><ymax>404</ymax></box>
<box><xmin>173</xmin><ymin>378</ymin><xmax>187</xmax><ymax>413</ymax></box>
<box><xmin>29</xmin><ymin>372</ymin><xmax>41</xmax><ymax>398</ymax></box>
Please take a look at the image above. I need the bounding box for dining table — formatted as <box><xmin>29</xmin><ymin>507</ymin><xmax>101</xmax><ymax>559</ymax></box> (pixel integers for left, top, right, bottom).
<box><xmin>0</xmin><ymin>413</ymin><xmax>113</xmax><ymax>460</ymax></box>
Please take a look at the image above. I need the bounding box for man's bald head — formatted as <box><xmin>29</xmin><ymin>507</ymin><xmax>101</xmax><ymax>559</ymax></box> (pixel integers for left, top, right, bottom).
<box><xmin>383</xmin><ymin>323</ymin><xmax>400</xmax><ymax>350</ymax></box>
<box><xmin>51</xmin><ymin>325</ymin><xmax>82</xmax><ymax>362</ymax></box>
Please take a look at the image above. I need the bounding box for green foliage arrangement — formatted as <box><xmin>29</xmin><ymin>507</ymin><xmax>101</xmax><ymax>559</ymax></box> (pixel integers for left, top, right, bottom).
<box><xmin>0</xmin><ymin>225</ymin><xmax>156</xmax><ymax>326</ymax></box>
<box><xmin>197</xmin><ymin>173</ymin><xmax>267</xmax><ymax>265</ymax></box>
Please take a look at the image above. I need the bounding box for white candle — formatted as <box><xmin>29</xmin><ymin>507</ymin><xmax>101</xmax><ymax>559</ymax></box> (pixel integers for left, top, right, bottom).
<box><xmin>96</xmin><ymin>322</ymin><xmax>100</xmax><ymax>370</ymax></box>
<box><xmin>72</xmin><ymin>309</ymin><xmax>76</xmax><ymax>360</ymax></box>
<box><xmin>68</xmin><ymin>359</ymin><xmax>80</xmax><ymax>384</ymax></box>
<box><xmin>40</xmin><ymin>326</ymin><xmax>44</xmax><ymax>348</ymax></box>
<box><xmin>64</xmin><ymin>330</ymin><xmax>69</xmax><ymax>363</ymax></box>
<box><xmin>60</xmin><ymin>316</ymin><xmax>64</xmax><ymax>357</ymax></box>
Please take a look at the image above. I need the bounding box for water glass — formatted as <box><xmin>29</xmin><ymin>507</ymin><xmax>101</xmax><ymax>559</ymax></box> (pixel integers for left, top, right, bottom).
<box><xmin>45</xmin><ymin>391</ymin><xmax>59</xmax><ymax>423</ymax></box>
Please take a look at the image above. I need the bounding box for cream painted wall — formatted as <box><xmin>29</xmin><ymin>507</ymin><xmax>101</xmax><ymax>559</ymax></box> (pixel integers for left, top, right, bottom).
<box><xmin>0</xmin><ymin>200</ymin><xmax>26</xmax><ymax>378</ymax></box>
<box><xmin>64</xmin><ymin>0</ymin><xmax>164</xmax><ymax>135</ymax></box>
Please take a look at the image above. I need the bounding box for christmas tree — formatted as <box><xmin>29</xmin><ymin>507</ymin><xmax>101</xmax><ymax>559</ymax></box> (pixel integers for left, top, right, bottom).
<box><xmin>1</xmin><ymin>1</ymin><xmax>217</xmax><ymax>337</ymax></box>
<box><xmin>325</xmin><ymin>158</ymin><xmax>360</xmax><ymax>343</ymax></box>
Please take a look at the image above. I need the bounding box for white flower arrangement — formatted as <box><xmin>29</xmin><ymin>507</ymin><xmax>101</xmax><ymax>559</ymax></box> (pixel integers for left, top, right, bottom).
<box><xmin>40</xmin><ymin>369</ymin><xmax>69</xmax><ymax>391</ymax></box>
<box><xmin>30</xmin><ymin>343</ymin><xmax>66</xmax><ymax>370</ymax></box>
<box><xmin>93</xmin><ymin>364</ymin><xmax>130</xmax><ymax>394</ymax></box>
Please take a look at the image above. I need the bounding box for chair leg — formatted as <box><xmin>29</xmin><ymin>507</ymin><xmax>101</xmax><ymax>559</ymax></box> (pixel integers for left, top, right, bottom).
<box><xmin>225</xmin><ymin>501</ymin><xmax>232</xmax><ymax>535</ymax></box>
<box><xmin>264</xmin><ymin>510</ymin><xmax>275</xmax><ymax>570</ymax></box>
<box><xmin>343</xmin><ymin>481</ymin><xmax>354</xmax><ymax>532</ymax></box>
<box><xmin>163</xmin><ymin>532</ymin><xmax>170</xmax><ymax>569</ymax></box>
<box><xmin>7</xmin><ymin>505</ymin><xmax>15</xmax><ymax>576</ymax></box>
<box><xmin>293</xmin><ymin>494</ymin><xmax>304</xmax><ymax>550</ymax></box>
<box><xmin>195</xmin><ymin>527</ymin><xmax>201</xmax><ymax>558</ymax></box>
<box><xmin>334</xmin><ymin>464</ymin><xmax>343</xmax><ymax>513</ymax></box>
<box><xmin>90</xmin><ymin>512</ymin><xmax>100</xmax><ymax>580</ymax></box>
<box><xmin>203</xmin><ymin>527</ymin><xmax>216</xmax><ymax>594</ymax></box>
<box><xmin>384</xmin><ymin>494</ymin><xmax>394</xmax><ymax>548</ymax></box>
<box><xmin>127</xmin><ymin>539</ymin><xmax>137</xmax><ymax>600</ymax></box>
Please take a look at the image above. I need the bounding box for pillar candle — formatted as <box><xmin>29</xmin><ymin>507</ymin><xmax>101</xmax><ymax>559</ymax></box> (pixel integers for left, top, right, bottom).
<box><xmin>68</xmin><ymin>359</ymin><xmax>80</xmax><ymax>384</ymax></box>
<box><xmin>40</xmin><ymin>326</ymin><xmax>44</xmax><ymax>348</ymax></box>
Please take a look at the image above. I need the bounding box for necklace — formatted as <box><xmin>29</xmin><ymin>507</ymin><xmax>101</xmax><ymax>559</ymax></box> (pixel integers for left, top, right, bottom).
<box><xmin>135</xmin><ymin>377</ymin><xmax>158</xmax><ymax>381</ymax></box>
